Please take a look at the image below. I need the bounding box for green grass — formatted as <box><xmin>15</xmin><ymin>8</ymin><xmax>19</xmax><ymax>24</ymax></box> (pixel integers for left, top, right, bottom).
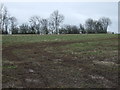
<box><xmin>2</xmin><ymin>34</ymin><xmax>117</xmax><ymax>46</ymax></box>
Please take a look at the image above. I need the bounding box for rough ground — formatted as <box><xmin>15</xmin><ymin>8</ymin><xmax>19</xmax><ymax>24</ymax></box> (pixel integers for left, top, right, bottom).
<box><xmin>2</xmin><ymin>37</ymin><xmax>119</xmax><ymax>88</ymax></box>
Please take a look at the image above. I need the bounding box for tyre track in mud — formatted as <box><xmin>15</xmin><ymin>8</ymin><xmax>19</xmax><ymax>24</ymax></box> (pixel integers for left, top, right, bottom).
<box><xmin>2</xmin><ymin>37</ymin><xmax>117</xmax><ymax>62</ymax></box>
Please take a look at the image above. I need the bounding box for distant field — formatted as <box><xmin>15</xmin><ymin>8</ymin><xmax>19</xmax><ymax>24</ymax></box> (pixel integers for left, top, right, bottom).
<box><xmin>2</xmin><ymin>34</ymin><xmax>119</xmax><ymax>88</ymax></box>
<box><xmin>2</xmin><ymin>34</ymin><xmax>117</xmax><ymax>46</ymax></box>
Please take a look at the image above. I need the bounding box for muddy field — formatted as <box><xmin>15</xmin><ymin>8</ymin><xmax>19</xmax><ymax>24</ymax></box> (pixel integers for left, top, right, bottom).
<box><xmin>2</xmin><ymin>34</ymin><xmax>119</xmax><ymax>88</ymax></box>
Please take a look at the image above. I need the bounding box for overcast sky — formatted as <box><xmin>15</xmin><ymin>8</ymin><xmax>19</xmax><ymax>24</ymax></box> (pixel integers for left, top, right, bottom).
<box><xmin>3</xmin><ymin>2</ymin><xmax>118</xmax><ymax>33</ymax></box>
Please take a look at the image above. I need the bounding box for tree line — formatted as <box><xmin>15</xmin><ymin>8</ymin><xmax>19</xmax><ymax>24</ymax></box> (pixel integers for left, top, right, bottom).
<box><xmin>0</xmin><ymin>4</ymin><xmax>112</xmax><ymax>35</ymax></box>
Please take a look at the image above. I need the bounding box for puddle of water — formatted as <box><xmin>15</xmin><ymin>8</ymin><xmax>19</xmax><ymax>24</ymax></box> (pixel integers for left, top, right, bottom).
<box><xmin>25</xmin><ymin>78</ymin><xmax>39</xmax><ymax>83</ymax></box>
<box><xmin>89</xmin><ymin>75</ymin><xmax>104</xmax><ymax>79</ymax></box>
<box><xmin>93</xmin><ymin>60</ymin><xmax>118</xmax><ymax>66</ymax></box>
<box><xmin>53</xmin><ymin>59</ymin><xmax>62</xmax><ymax>63</ymax></box>
<box><xmin>29</xmin><ymin>69</ymin><xmax>34</xmax><ymax>73</ymax></box>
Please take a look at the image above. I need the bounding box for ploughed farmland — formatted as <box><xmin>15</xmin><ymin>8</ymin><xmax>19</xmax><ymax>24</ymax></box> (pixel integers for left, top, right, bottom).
<box><xmin>2</xmin><ymin>34</ymin><xmax>119</xmax><ymax>88</ymax></box>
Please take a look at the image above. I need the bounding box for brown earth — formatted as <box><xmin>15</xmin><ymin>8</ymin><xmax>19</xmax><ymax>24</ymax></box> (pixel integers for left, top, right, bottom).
<box><xmin>2</xmin><ymin>38</ymin><xmax>119</xmax><ymax>88</ymax></box>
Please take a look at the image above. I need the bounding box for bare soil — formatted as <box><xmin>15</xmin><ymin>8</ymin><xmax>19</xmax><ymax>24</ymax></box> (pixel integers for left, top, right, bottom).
<box><xmin>2</xmin><ymin>38</ymin><xmax>119</xmax><ymax>88</ymax></box>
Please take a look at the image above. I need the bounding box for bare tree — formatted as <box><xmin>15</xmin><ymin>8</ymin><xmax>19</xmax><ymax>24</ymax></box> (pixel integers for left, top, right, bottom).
<box><xmin>19</xmin><ymin>23</ymin><xmax>29</xmax><ymax>34</ymax></box>
<box><xmin>50</xmin><ymin>10</ymin><xmax>64</xmax><ymax>34</ymax></box>
<box><xmin>48</xmin><ymin>19</ymin><xmax>55</xmax><ymax>34</ymax></box>
<box><xmin>41</xmin><ymin>18</ymin><xmax>48</xmax><ymax>34</ymax></box>
<box><xmin>0</xmin><ymin>4</ymin><xmax>4</xmax><ymax>32</ymax></box>
<box><xmin>99</xmin><ymin>17</ymin><xmax>112</xmax><ymax>33</ymax></box>
<box><xmin>85</xmin><ymin>18</ymin><xmax>95</xmax><ymax>33</ymax></box>
<box><xmin>94</xmin><ymin>20</ymin><xmax>104</xmax><ymax>33</ymax></box>
<box><xmin>9</xmin><ymin>16</ymin><xmax>17</xmax><ymax>34</ymax></box>
<box><xmin>29</xmin><ymin>16</ymin><xmax>41</xmax><ymax>34</ymax></box>
<box><xmin>79</xmin><ymin>24</ymin><xmax>85</xmax><ymax>34</ymax></box>
<box><xmin>0</xmin><ymin>4</ymin><xmax>10</xmax><ymax>34</ymax></box>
